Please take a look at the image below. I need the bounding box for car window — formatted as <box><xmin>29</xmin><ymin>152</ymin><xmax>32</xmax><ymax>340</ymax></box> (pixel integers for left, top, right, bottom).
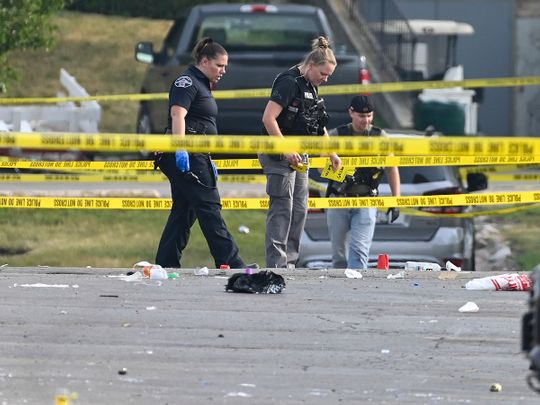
<box><xmin>193</xmin><ymin>13</ymin><xmax>322</xmax><ymax>51</ymax></box>
<box><xmin>161</xmin><ymin>18</ymin><xmax>185</xmax><ymax>59</ymax></box>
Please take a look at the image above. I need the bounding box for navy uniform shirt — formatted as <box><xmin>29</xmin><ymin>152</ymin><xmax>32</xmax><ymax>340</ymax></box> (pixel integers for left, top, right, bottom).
<box><xmin>168</xmin><ymin>65</ymin><xmax>218</xmax><ymax>135</ymax></box>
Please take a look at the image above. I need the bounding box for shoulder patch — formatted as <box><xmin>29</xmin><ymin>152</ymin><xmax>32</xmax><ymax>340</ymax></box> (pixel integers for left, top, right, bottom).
<box><xmin>174</xmin><ymin>76</ymin><xmax>193</xmax><ymax>88</ymax></box>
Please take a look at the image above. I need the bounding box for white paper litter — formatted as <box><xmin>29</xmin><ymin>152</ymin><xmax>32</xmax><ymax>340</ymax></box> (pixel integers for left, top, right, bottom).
<box><xmin>194</xmin><ymin>267</ymin><xmax>209</xmax><ymax>276</ymax></box>
<box><xmin>344</xmin><ymin>269</ymin><xmax>363</xmax><ymax>279</ymax></box>
<box><xmin>459</xmin><ymin>301</ymin><xmax>479</xmax><ymax>313</ymax></box>
<box><xmin>387</xmin><ymin>271</ymin><xmax>405</xmax><ymax>279</ymax></box>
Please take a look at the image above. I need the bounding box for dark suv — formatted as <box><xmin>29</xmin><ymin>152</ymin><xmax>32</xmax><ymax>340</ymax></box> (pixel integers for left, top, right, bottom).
<box><xmin>134</xmin><ymin>3</ymin><xmax>369</xmax><ymax>136</ymax></box>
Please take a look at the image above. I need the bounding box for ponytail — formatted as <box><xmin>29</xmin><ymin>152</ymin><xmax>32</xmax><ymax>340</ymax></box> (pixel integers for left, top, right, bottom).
<box><xmin>301</xmin><ymin>36</ymin><xmax>336</xmax><ymax>66</ymax></box>
<box><xmin>191</xmin><ymin>37</ymin><xmax>227</xmax><ymax>63</ymax></box>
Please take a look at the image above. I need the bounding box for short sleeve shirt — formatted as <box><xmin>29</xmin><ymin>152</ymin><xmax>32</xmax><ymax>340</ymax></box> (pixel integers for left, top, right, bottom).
<box><xmin>168</xmin><ymin>65</ymin><xmax>218</xmax><ymax>134</ymax></box>
<box><xmin>269</xmin><ymin>66</ymin><xmax>301</xmax><ymax>109</ymax></box>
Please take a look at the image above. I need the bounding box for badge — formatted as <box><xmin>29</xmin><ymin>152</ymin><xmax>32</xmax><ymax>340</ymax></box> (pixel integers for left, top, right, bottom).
<box><xmin>304</xmin><ymin>92</ymin><xmax>314</xmax><ymax>99</ymax></box>
<box><xmin>174</xmin><ymin>76</ymin><xmax>193</xmax><ymax>88</ymax></box>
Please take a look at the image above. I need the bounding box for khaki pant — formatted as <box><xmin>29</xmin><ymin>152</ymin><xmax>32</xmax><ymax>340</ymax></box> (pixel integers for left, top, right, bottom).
<box><xmin>259</xmin><ymin>153</ymin><xmax>308</xmax><ymax>268</ymax></box>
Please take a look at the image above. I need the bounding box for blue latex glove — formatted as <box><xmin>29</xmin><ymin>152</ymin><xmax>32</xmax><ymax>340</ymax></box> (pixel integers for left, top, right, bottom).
<box><xmin>211</xmin><ymin>161</ymin><xmax>218</xmax><ymax>181</ymax></box>
<box><xmin>175</xmin><ymin>150</ymin><xmax>190</xmax><ymax>173</ymax></box>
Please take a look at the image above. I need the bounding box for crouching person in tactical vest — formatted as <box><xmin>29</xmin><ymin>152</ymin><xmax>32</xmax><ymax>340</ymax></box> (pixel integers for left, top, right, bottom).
<box><xmin>326</xmin><ymin>95</ymin><xmax>401</xmax><ymax>269</ymax></box>
<box><xmin>259</xmin><ymin>36</ymin><xmax>341</xmax><ymax>269</ymax></box>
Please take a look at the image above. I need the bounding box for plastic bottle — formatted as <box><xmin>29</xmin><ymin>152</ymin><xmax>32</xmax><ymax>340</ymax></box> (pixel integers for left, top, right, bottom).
<box><xmin>464</xmin><ymin>277</ymin><xmax>496</xmax><ymax>290</ymax></box>
<box><xmin>404</xmin><ymin>261</ymin><xmax>441</xmax><ymax>271</ymax></box>
<box><xmin>147</xmin><ymin>266</ymin><xmax>168</xmax><ymax>280</ymax></box>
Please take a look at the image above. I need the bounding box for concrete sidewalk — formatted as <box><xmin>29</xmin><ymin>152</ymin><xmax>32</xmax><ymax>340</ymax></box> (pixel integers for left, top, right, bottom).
<box><xmin>0</xmin><ymin>267</ymin><xmax>537</xmax><ymax>404</ymax></box>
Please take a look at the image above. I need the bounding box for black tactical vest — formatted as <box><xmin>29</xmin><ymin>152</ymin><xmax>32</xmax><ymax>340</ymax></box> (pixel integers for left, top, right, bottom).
<box><xmin>276</xmin><ymin>70</ymin><xmax>327</xmax><ymax>135</ymax></box>
<box><xmin>326</xmin><ymin>124</ymin><xmax>385</xmax><ymax>197</ymax></box>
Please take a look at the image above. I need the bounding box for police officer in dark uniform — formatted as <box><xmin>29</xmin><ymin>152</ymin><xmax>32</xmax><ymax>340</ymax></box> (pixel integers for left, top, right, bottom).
<box><xmin>259</xmin><ymin>37</ymin><xmax>341</xmax><ymax>268</ymax></box>
<box><xmin>155</xmin><ymin>37</ymin><xmax>246</xmax><ymax>269</ymax></box>
<box><xmin>326</xmin><ymin>95</ymin><xmax>401</xmax><ymax>269</ymax></box>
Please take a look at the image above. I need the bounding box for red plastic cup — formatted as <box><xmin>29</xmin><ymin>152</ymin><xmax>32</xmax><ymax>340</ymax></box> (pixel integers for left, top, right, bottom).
<box><xmin>377</xmin><ymin>254</ymin><xmax>389</xmax><ymax>270</ymax></box>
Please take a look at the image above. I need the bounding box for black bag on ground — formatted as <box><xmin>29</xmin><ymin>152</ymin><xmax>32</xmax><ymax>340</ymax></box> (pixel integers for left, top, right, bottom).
<box><xmin>225</xmin><ymin>270</ymin><xmax>285</xmax><ymax>294</ymax></box>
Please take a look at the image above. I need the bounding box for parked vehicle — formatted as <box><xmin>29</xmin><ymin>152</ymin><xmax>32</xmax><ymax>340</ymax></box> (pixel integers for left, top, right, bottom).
<box><xmin>134</xmin><ymin>3</ymin><xmax>370</xmax><ymax>136</ymax></box>
<box><xmin>297</xmin><ymin>135</ymin><xmax>488</xmax><ymax>271</ymax></box>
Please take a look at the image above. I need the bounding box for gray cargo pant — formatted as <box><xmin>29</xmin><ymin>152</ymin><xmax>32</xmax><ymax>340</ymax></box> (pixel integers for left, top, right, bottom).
<box><xmin>258</xmin><ymin>153</ymin><xmax>308</xmax><ymax>268</ymax></box>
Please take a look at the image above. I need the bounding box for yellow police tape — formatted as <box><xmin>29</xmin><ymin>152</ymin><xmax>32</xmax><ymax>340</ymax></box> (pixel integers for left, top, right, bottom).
<box><xmin>1</xmin><ymin>75</ymin><xmax>540</xmax><ymax>104</ymax></box>
<box><xmin>3</xmin><ymin>155</ymin><xmax>540</xmax><ymax>173</ymax></box>
<box><xmin>399</xmin><ymin>203</ymin><xmax>540</xmax><ymax>218</ymax></box>
<box><xmin>459</xmin><ymin>163</ymin><xmax>540</xmax><ymax>175</ymax></box>
<box><xmin>485</xmin><ymin>173</ymin><xmax>540</xmax><ymax>182</ymax></box>
<box><xmin>2</xmin><ymin>133</ymin><xmax>540</xmax><ymax>156</ymax></box>
<box><xmin>0</xmin><ymin>191</ymin><xmax>538</xmax><ymax>210</ymax></box>
<box><xmin>0</xmin><ymin>172</ymin><xmax>266</xmax><ymax>183</ymax></box>
<box><xmin>3</xmin><ymin>170</ymin><xmax>537</xmax><ymax>185</ymax></box>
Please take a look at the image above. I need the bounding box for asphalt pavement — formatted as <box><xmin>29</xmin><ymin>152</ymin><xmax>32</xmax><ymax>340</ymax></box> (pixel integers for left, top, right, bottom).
<box><xmin>0</xmin><ymin>267</ymin><xmax>538</xmax><ymax>404</ymax></box>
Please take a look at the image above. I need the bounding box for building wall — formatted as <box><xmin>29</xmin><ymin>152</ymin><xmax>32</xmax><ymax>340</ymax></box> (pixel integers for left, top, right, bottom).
<box><xmin>393</xmin><ymin>0</ymin><xmax>515</xmax><ymax>136</ymax></box>
<box><xmin>514</xmin><ymin>0</ymin><xmax>540</xmax><ymax>135</ymax></box>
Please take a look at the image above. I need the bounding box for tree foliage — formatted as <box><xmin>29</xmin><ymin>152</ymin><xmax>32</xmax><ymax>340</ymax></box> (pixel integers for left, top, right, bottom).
<box><xmin>67</xmin><ymin>0</ymin><xmax>249</xmax><ymax>19</ymax></box>
<box><xmin>0</xmin><ymin>0</ymin><xmax>70</xmax><ymax>92</ymax></box>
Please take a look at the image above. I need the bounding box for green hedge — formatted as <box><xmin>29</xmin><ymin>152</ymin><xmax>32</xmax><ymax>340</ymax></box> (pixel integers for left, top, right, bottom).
<box><xmin>67</xmin><ymin>0</ymin><xmax>250</xmax><ymax>19</ymax></box>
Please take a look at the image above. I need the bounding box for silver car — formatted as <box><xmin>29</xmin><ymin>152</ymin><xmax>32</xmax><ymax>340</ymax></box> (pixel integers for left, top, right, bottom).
<box><xmin>298</xmin><ymin>163</ymin><xmax>487</xmax><ymax>270</ymax></box>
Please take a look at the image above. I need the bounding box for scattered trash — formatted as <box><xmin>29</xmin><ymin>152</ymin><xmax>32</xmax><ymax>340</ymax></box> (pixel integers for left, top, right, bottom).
<box><xmin>413</xmin><ymin>282</ymin><xmax>420</xmax><ymax>287</ymax></box>
<box><xmin>0</xmin><ymin>263</ymin><xmax>8</xmax><ymax>268</ymax></box>
<box><xmin>245</xmin><ymin>268</ymin><xmax>253</xmax><ymax>275</ymax></box>
<box><xmin>225</xmin><ymin>270</ymin><xmax>285</xmax><ymax>294</ymax></box>
<box><xmin>55</xmin><ymin>388</ymin><xmax>78</xmax><ymax>405</ymax></box>
<box><xmin>225</xmin><ymin>392</ymin><xmax>252</xmax><ymax>398</ymax></box>
<box><xmin>13</xmin><ymin>283</ymin><xmax>75</xmax><ymax>288</ymax></box>
<box><xmin>490</xmin><ymin>383</ymin><xmax>502</xmax><ymax>392</ymax></box>
<box><xmin>146</xmin><ymin>306</ymin><xmax>157</xmax><ymax>311</ymax></box>
<box><xmin>218</xmin><ymin>334</ymin><xmax>224</xmax><ymax>338</ymax></box>
<box><xmin>99</xmin><ymin>294</ymin><xmax>119</xmax><ymax>298</ymax></box>
<box><xmin>387</xmin><ymin>271</ymin><xmax>405</xmax><ymax>279</ymax></box>
<box><xmin>404</xmin><ymin>261</ymin><xmax>441</xmax><ymax>271</ymax></box>
<box><xmin>220</xmin><ymin>264</ymin><xmax>231</xmax><ymax>270</ymax></box>
<box><xmin>445</xmin><ymin>261</ymin><xmax>462</xmax><ymax>272</ymax></box>
<box><xmin>238</xmin><ymin>225</ymin><xmax>250</xmax><ymax>234</ymax></box>
<box><xmin>167</xmin><ymin>272</ymin><xmax>179</xmax><ymax>279</ymax></box>
<box><xmin>344</xmin><ymin>268</ymin><xmax>363</xmax><ymax>279</ymax></box>
<box><xmin>465</xmin><ymin>273</ymin><xmax>532</xmax><ymax>291</ymax></box>
<box><xmin>118</xmin><ymin>368</ymin><xmax>128</xmax><ymax>375</ymax></box>
<box><xmin>132</xmin><ymin>261</ymin><xmax>168</xmax><ymax>280</ymax></box>
<box><xmin>459</xmin><ymin>301</ymin><xmax>479</xmax><ymax>313</ymax></box>
<box><xmin>123</xmin><ymin>271</ymin><xmax>143</xmax><ymax>282</ymax></box>
<box><xmin>381</xmin><ymin>349</ymin><xmax>390</xmax><ymax>354</ymax></box>
<box><xmin>194</xmin><ymin>267</ymin><xmax>209</xmax><ymax>276</ymax></box>
<box><xmin>377</xmin><ymin>254</ymin><xmax>389</xmax><ymax>270</ymax></box>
